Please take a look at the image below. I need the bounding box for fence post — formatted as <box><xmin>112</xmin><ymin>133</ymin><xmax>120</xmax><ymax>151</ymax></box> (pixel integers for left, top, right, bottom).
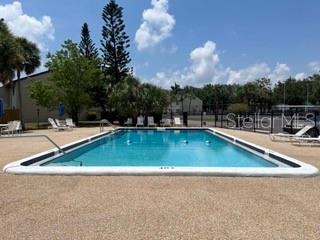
<box><xmin>295</xmin><ymin>107</ymin><xmax>298</xmax><ymax>128</ymax></box>
<box><xmin>183</xmin><ymin>112</ymin><xmax>188</xmax><ymax>127</ymax></box>
<box><xmin>200</xmin><ymin>111</ymin><xmax>203</xmax><ymax>127</ymax></box>
<box><xmin>226</xmin><ymin>112</ymin><xmax>229</xmax><ymax>128</ymax></box>
<box><xmin>221</xmin><ymin>110</ymin><xmax>223</xmax><ymax>128</ymax></box>
<box><xmin>253</xmin><ymin>112</ymin><xmax>256</xmax><ymax>132</ymax></box>
<box><xmin>290</xmin><ymin>110</ymin><xmax>294</xmax><ymax>134</ymax></box>
<box><xmin>270</xmin><ymin>110</ymin><xmax>274</xmax><ymax>134</ymax></box>
<box><xmin>37</xmin><ymin>108</ymin><xmax>40</xmax><ymax>129</ymax></box>
<box><xmin>315</xmin><ymin>111</ymin><xmax>319</xmax><ymax>136</ymax></box>
<box><xmin>215</xmin><ymin>109</ymin><xmax>217</xmax><ymax>127</ymax></box>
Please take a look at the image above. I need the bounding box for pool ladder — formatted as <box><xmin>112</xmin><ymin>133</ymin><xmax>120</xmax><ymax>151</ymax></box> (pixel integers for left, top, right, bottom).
<box><xmin>100</xmin><ymin>119</ymin><xmax>115</xmax><ymax>133</ymax></box>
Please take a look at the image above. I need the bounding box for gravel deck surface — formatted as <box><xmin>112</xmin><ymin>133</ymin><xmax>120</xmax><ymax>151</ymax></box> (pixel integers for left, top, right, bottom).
<box><xmin>0</xmin><ymin>127</ymin><xmax>319</xmax><ymax>240</ymax></box>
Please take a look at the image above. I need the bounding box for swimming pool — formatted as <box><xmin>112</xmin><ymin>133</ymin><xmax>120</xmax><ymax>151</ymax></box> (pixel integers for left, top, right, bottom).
<box><xmin>3</xmin><ymin>128</ymin><xmax>319</xmax><ymax>177</ymax></box>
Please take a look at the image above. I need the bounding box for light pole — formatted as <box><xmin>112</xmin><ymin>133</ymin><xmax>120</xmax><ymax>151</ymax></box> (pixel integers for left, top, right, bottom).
<box><xmin>306</xmin><ymin>81</ymin><xmax>309</xmax><ymax>105</ymax></box>
<box><xmin>305</xmin><ymin>80</ymin><xmax>309</xmax><ymax>112</ymax></box>
<box><xmin>283</xmin><ymin>81</ymin><xmax>286</xmax><ymax>112</ymax></box>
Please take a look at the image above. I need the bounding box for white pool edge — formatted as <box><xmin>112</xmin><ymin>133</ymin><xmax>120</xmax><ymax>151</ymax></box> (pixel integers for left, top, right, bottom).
<box><xmin>3</xmin><ymin>127</ymin><xmax>319</xmax><ymax>177</ymax></box>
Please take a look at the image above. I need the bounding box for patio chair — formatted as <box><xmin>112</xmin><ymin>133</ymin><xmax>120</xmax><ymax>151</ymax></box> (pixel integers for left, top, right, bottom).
<box><xmin>124</xmin><ymin>118</ymin><xmax>133</xmax><ymax>126</ymax></box>
<box><xmin>66</xmin><ymin>118</ymin><xmax>76</xmax><ymax>128</ymax></box>
<box><xmin>55</xmin><ymin>119</ymin><xmax>68</xmax><ymax>128</ymax></box>
<box><xmin>269</xmin><ymin>125</ymin><xmax>313</xmax><ymax>142</ymax></box>
<box><xmin>0</xmin><ymin>121</ymin><xmax>13</xmax><ymax>136</ymax></box>
<box><xmin>160</xmin><ymin>118</ymin><xmax>172</xmax><ymax>127</ymax></box>
<box><xmin>48</xmin><ymin>118</ymin><xmax>68</xmax><ymax>131</ymax></box>
<box><xmin>0</xmin><ymin>121</ymin><xmax>21</xmax><ymax>136</ymax></box>
<box><xmin>14</xmin><ymin>120</ymin><xmax>22</xmax><ymax>135</ymax></box>
<box><xmin>136</xmin><ymin>116</ymin><xmax>144</xmax><ymax>127</ymax></box>
<box><xmin>174</xmin><ymin>117</ymin><xmax>183</xmax><ymax>127</ymax></box>
<box><xmin>147</xmin><ymin>116</ymin><xmax>156</xmax><ymax>127</ymax></box>
<box><xmin>292</xmin><ymin>135</ymin><xmax>320</xmax><ymax>147</ymax></box>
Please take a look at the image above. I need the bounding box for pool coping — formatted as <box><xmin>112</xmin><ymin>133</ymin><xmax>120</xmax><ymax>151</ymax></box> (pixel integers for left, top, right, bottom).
<box><xmin>3</xmin><ymin>127</ymin><xmax>319</xmax><ymax>177</ymax></box>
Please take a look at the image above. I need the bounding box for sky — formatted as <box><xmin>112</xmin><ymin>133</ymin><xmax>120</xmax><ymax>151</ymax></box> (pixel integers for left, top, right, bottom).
<box><xmin>1</xmin><ymin>0</ymin><xmax>320</xmax><ymax>88</ymax></box>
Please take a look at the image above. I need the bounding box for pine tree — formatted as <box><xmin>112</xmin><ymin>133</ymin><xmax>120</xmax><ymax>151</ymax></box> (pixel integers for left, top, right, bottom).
<box><xmin>101</xmin><ymin>0</ymin><xmax>131</xmax><ymax>85</ymax></box>
<box><xmin>79</xmin><ymin>22</ymin><xmax>107</xmax><ymax>116</ymax></box>
<box><xmin>79</xmin><ymin>23</ymin><xmax>99</xmax><ymax>59</ymax></box>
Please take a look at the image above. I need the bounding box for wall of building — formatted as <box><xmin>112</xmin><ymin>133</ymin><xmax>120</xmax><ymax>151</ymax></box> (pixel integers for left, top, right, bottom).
<box><xmin>2</xmin><ymin>72</ymin><xmax>97</xmax><ymax>123</ymax></box>
<box><xmin>183</xmin><ymin>97</ymin><xmax>202</xmax><ymax>114</ymax></box>
<box><xmin>0</xmin><ymin>85</ymin><xmax>10</xmax><ymax>109</ymax></box>
<box><xmin>13</xmin><ymin>72</ymin><xmax>60</xmax><ymax>122</ymax></box>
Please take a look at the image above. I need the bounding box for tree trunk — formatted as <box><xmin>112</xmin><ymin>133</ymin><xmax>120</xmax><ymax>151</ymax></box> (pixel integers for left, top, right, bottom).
<box><xmin>72</xmin><ymin>110</ymin><xmax>79</xmax><ymax>124</ymax></box>
<box><xmin>17</xmin><ymin>70</ymin><xmax>24</xmax><ymax>129</ymax></box>
<box><xmin>99</xmin><ymin>100</ymin><xmax>107</xmax><ymax>119</ymax></box>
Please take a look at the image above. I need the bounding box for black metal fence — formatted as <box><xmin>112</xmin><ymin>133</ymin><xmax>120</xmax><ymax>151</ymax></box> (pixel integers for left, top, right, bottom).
<box><xmin>168</xmin><ymin>110</ymin><xmax>320</xmax><ymax>136</ymax></box>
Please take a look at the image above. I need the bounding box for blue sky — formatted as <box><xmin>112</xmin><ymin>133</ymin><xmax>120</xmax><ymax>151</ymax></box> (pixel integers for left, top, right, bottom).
<box><xmin>1</xmin><ymin>0</ymin><xmax>320</xmax><ymax>88</ymax></box>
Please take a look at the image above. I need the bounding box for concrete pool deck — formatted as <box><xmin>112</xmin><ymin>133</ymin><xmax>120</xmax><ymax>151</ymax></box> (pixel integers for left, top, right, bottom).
<box><xmin>0</xmin><ymin>127</ymin><xmax>320</xmax><ymax>239</ymax></box>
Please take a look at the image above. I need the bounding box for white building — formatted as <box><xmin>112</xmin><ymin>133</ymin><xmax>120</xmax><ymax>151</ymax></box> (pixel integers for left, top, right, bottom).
<box><xmin>167</xmin><ymin>96</ymin><xmax>203</xmax><ymax>115</ymax></box>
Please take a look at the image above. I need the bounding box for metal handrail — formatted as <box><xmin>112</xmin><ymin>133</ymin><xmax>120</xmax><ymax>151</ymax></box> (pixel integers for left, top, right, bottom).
<box><xmin>0</xmin><ymin>134</ymin><xmax>65</xmax><ymax>154</ymax></box>
<box><xmin>100</xmin><ymin>119</ymin><xmax>114</xmax><ymax>132</ymax></box>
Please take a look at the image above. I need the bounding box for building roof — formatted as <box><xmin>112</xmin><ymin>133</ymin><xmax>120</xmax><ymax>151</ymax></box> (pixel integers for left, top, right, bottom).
<box><xmin>16</xmin><ymin>70</ymin><xmax>50</xmax><ymax>82</ymax></box>
<box><xmin>2</xmin><ymin>70</ymin><xmax>50</xmax><ymax>88</ymax></box>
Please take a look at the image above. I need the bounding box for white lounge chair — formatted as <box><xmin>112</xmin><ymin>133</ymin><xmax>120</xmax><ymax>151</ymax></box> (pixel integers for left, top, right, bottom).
<box><xmin>66</xmin><ymin>118</ymin><xmax>76</xmax><ymax>128</ymax></box>
<box><xmin>160</xmin><ymin>118</ymin><xmax>172</xmax><ymax>127</ymax></box>
<box><xmin>147</xmin><ymin>116</ymin><xmax>156</xmax><ymax>127</ymax></box>
<box><xmin>270</xmin><ymin>125</ymin><xmax>313</xmax><ymax>142</ymax></box>
<box><xmin>1</xmin><ymin>121</ymin><xmax>14</xmax><ymax>136</ymax></box>
<box><xmin>0</xmin><ymin>121</ymin><xmax>22</xmax><ymax>136</ymax></box>
<box><xmin>292</xmin><ymin>136</ymin><xmax>320</xmax><ymax>147</ymax></box>
<box><xmin>55</xmin><ymin>119</ymin><xmax>68</xmax><ymax>128</ymax></box>
<box><xmin>124</xmin><ymin>118</ymin><xmax>133</xmax><ymax>126</ymax></box>
<box><xmin>136</xmin><ymin>117</ymin><xmax>144</xmax><ymax>127</ymax></box>
<box><xmin>14</xmin><ymin>121</ymin><xmax>22</xmax><ymax>135</ymax></box>
<box><xmin>48</xmin><ymin>118</ymin><xmax>68</xmax><ymax>131</ymax></box>
<box><xmin>174</xmin><ymin>117</ymin><xmax>183</xmax><ymax>127</ymax></box>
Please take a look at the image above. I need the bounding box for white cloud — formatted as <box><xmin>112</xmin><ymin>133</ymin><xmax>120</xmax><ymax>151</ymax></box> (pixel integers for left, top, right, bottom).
<box><xmin>308</xmin><ymin>61</ymin><xmax>320</xmax><ymax>73</ymax></box>
<box><xmin>135</xmin><ymin>0</ymin><xmax>175</xmax><ymax>50</ymax></box>
<box><xmin>225</xmin><ymin>64</ymin><xmax>271</xmax><ymax>84</ymax></box>
<box><xmin>295</xmin><ymin>72</ymin><xmax>306</xmax><ymax>80</ymax></box>
<box><xmin>148</xmin><ymin>41</ymin><xmax>220</xmax><ymax>87</ymax></box>
<box><xmin>146</xmin><ymin>41</ymin><xmax>296</xmax><ymax>88</ymax></box>
<box><xmin>190</xmin><ymin>41</ymin><xmax>219</xmax><ymax>79</ymax></box>
<box><xmin>149</xmin><ymin>70</ymin><xmax>189</xmax><ymax>88</ymax></box>
<box><xmin>0</xmin><ymin>1</ymin><xmax>55</xmax><ymax>51</ymax></box>
<box><xmin>268</xmin><ymin>63</ymin><xmax>291</xmax><ymax>82</ymax></box>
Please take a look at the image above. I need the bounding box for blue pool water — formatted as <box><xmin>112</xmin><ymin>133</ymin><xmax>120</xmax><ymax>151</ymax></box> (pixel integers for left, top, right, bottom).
<box><xmin>43</xmin><ymin>130</ymin><xmax>277</xmax><ymax>168</ymax></box>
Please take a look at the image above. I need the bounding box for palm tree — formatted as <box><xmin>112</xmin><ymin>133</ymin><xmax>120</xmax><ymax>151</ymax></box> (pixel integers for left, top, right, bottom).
<box><xmin>0</xmin><ymin>19</ymin><xmax>17</xmax><ymax>85</ymax></box>
<box><xmin>14</xmin><ymin>38</ymin><xmax>40</xmax><ymax>126</ymax></box>
<box><xmin>184</xmin><ymin>85</ymin><xmax>195</xmax><ymax>113</ymax></box>
<box><xmin>111</xmin><ymin>76</ymin><xmax>141</xmax><ymax>121</ymax></box>
<box><xmin>170</xmin><ymin>83</ymin><xmax>183</xmax><ymax>114</ymax></box>
<box><xmin>0</xmin><ymin>20</ymin><xmax>40</xmax><ymax>126</ymax></box>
